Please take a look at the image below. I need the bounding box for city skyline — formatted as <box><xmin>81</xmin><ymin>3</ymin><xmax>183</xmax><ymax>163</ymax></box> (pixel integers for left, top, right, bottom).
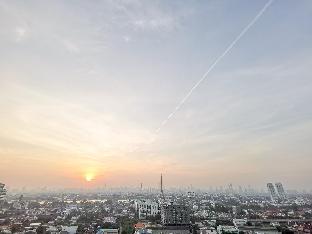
<box><xmin>1</xmin><ymin>0</ymin><xmax>312</xmax><ymax>189</ymax></box>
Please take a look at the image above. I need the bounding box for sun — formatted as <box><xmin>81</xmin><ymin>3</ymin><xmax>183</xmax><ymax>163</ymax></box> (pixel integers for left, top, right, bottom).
<box><xmin>85</xmin><ymin>173</ymin><xmax>95</xmax><ymax>182</ymax></box>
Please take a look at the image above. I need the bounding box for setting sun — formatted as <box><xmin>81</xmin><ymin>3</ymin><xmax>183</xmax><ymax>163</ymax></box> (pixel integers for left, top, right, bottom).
<box><xmin>85</xmin><ymin>173</ymin><xmax>95</xmax><ymax>182</ymax></box>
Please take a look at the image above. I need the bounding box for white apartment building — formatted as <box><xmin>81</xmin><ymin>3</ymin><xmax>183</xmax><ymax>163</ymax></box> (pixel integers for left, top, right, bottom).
<box><xmin>134</xmin><ymin>200</ymin><xmax>159</xmax><ymax>219</ymax></box>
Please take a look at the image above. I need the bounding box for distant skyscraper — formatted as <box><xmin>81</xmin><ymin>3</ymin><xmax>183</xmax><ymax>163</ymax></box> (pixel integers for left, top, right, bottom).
<box><xmin>267</xmin><ymin>183</ymin><xmax>278</xmax><ymax>202</ymax></box>
<box><xmin>160</xmin><ymin>174</ymin><xmax>163</xmax><ymax>193</ymax></box>
<box><xmin>0</xmin><ymin>183</ymin><xmax>6</xmax><ymax>201</ymax></box>
<box><xmin>275</xmin><ymin>182</ymin><xmax>286</xmax><ymax>200</ymax></box>
<box><xmin>238</xmin><ymin>186</ymin><xmax>243</xmax><ymax>195</ymax></box>
<box><xmin>160</xmin><ymin>173</ymin><xmax>165</xmax><ymax>200</ymax></box>
<box><xmin>228</xmin><ymin>183</ymin><xmax>234</xmax><ymax>195</ymax></box>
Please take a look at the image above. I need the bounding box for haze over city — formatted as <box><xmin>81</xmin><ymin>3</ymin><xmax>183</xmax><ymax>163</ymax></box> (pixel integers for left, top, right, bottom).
<box><xmin>1</xmin><ymin>0</ymin><xmax>312</xmax><ymax>190</ymax></box>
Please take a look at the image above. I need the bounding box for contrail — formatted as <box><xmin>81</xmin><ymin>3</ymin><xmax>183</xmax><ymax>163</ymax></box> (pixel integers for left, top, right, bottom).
<box><xmin>155</xmin><ymin>0</ymin><xmax>274</xmax><ymax>134</ymax></box>
<box><xmin>128</xmin><ymin>0</ymin><xmax>274</xmax><ymax>155</ymax></box>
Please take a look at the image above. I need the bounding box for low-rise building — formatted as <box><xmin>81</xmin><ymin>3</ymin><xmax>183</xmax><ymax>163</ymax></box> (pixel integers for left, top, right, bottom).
<box><xmin>96</xmin><ymin>228</ymin><xmax>119</xmax><ymax>234</ymax></box>
<box><xmin>217</xmin><ymin>225</ymin><xmax>239</xmax><ymax>234</ymax></box>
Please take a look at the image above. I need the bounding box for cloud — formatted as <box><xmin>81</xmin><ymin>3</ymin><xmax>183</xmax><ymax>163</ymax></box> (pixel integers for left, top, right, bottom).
<box><xmin>0</xmin><ymin>82</ymin><xmax>155</xmax><ymax>162</ymax></box>
<box><xmin>1</xmin><ymin>0</ymin><xmax>312</xmax><ymax>188</ymax></box>
<box><xmin>14</xmin><ymin>26</ymin><xmax>27</xmax><ymax>41</ymax></box>
<box><xmin>132</xmin><ymin>17</ymin><xmax>177</xmax><ymax>31</ymax></box>
<box><xmin>61</xmin><ymin>39</ymin><xmax>80</xmax><ymax>53</ymax></box>
<box><xmin>123</xmin><ymin>35</ymin><xmax>131</xmax><ymax>43</ymax></box>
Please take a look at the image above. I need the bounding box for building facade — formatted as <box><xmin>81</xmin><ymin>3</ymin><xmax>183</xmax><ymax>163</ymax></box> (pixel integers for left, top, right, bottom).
<box><xmin>161</xmin><ymin>202</ymin><xmax>190</xmax><ymax>226</ymax></box>
<box><xmin>134</xmin><ymin>200</ymin><xmax>160</xmax><ymax>219</ymax></box>
<box><xmin>275</xmin><ymin>182</ymin><xmax>286</xmax><ymax>200</ymax></box>
<box><xmin>267</xmin><ymin>183</ymin><xmax>279</xmax><ymax>202</ymax></box>
<box><xmin>0</xmin><ymin>183</ymin><xmax>6</xmax><ymax>201</ymax></box>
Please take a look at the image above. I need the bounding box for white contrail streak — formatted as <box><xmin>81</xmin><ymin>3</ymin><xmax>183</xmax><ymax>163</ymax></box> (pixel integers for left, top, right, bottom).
<box><xmin>96</xmin><ymin>0</ymin><xmax>275</xmax><ymax>158</ymax></box>
<box><xmin>155</xmin><ymin>0</ymin><xmax>274</xmax><ymax>133</ymax></box>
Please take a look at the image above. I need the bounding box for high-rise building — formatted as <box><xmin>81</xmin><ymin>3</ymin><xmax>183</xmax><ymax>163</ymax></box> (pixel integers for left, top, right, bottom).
<box><xmin>134</xmin><ymin>199</ymin><xmax>160</xmax><ymax>219</ymax></box>
<box><xmin>0</xmin><ymin>183</ymin><xmax>6</xmax><ymax>201</ymax></box>
<box><xmin>267</xmin><ymin>183</ymin><xmax>278</xmax><ymax>202</ymax></box>
<box><xmin>161</xmin><ymin>202</ymin><xmax>190</xmax><ymax>226</ymax></box>
<box><xmin>228</xmin><ymin>183</ymin><xmax>234</xmax><ymax>195</ymax></box>
<box><xmin>275</xmin><ymin>182</ymin><xmax>286</xmax><ymax>200</ymax></box>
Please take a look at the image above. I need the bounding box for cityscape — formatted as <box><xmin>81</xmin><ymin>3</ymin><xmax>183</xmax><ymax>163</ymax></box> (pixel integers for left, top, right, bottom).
<box><xmin>1</xmin><ymin>177</ymin><xmax>312</xmax><ymax>234</ymax></box>
<box><xmin>1</xmin><ymin>0</ymin><xmax>312</xmax><ymax>234</ymax></box>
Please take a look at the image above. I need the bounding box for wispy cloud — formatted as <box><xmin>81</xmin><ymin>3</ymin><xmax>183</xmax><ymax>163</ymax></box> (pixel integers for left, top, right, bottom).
<box><xmin>132</xmin><ymin>17</ymin><xmax>177</xmax><ymax>31</ymax></box>
<box><xmin>1</xmin><ymin>0</ymin><xmax>312</xmax><ymax>188</ymax></box>
<box><xmin>14</xmin><ymin>26</ymin><xmax>27</xmax><ymax>41</ymax></box>
<box><xmin>61</xmin><ymin>39</ymin><xmax>80</xmax><ymax>54</ymax></box>
<box><xmin>0</xmin><ymin>82</ymin><xmax>154</xmax><ymax>161</ymax></box>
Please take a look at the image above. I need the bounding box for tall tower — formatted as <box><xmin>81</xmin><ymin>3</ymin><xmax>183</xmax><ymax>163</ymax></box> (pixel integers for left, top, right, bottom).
<box><xmin>160</xmin><ymin>174</ymin><xmax>165</xmax><ymax>200</ymax></box>
<box><xmin>267</xmin><ymin>183</ymin><xmax>278</xmax><ymax>202</ymax></box>
<box><xmin>275</xmin><ymin>182</ymin><xmax>286</xmax><ymax>200</ymax></box>
<box><xmin>160</xmin><ymin>174</ymin><xmax>163</xmax><ymax>194</ymax></box>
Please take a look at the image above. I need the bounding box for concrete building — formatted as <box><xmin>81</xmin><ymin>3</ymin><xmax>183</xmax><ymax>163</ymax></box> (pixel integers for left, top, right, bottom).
<box><xmin>161</xmin><ymin>202</ymin><xmax>190</xmax><ymax>226</ymax></box>
<box><xmin>267</xmin><ymin>183</ymin><xmax>278</xmax><ymax>202</ymax></box>
<box><xmin>135</xmin><ymin>228</ymin><xmax>190</xmax><ymax>234</ymax></box>
<box><xmin>275</xmin><ymin>182</ymin><xmax>286</xmax><ymax>200</ymax></box>
<box><xmin>152</xmin><ymin>229</ymin><xmax>190</xmax><ymax>234</ymax></box>
<box><xmin>96</xmin><ymin>229</ymin><xmax>119</xmax><ymax>234</ymax></box>
<box><xmin>135</xmin><ymin>200</ymin><xmax>159</xmax><ymax>219</ymax></box>
<box><xmin>0</xmin><ymin>183</ymin><xmax>6</xmax><ymax>201</ymax></box>
<box><xmin>60</xmin><ymin>226</ymin><xmax>78</xmax><ymax>234</ymax></box>
<box><xmin>199</xmin><ymin>228</ymin><xmax>217</xmax><ymax>234</ymax></box>
<box><xmin>233</xmin><ymin>219</ymin><xmax>247</xmax><ymax>227</ymax></box>
<box><xmin>216</xmin><ymin>226</ymin><xmax>238</xmax><ymax>234</ymax></box>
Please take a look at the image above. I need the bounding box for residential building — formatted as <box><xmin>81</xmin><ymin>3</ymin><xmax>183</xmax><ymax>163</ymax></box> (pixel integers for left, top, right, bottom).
<box><xmin>267</xmin><ymin>183</ymin><xmax>278</xmax><ymax>202</ymax></box>
<box><xmin>275</xmin><ymin>182</ymin><xmax>286</xmax><ymax>200</ymax></box>
<box><xmin>96</xmin><ymin>229</ymin><xmax>119</xmax><ymax>234</ymax></box>
<box><xmin>135</xmin><ymin>200</ymin><xmax>159</xmax><ymax>219</ymax></box>
<box><xmin>161</xmin><ymin>202</ymin><xmax>190</xmax><ymax>226</ymax></box>
<box><xmin>0</xmin><ymin>183</ymin><xmax>6</xmax><ymax>201</ymax></box>
<box><xmin>216</xmin><ymin>226</ymin><xmax>238</xmax><ymax>234</ymax></box>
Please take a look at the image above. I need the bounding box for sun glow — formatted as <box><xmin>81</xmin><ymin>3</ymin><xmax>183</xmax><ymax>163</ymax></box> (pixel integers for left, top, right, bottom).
<box><xmin>85</xmin><ymin>173</ymin><xmax>95</xmax><ymax>182</ymax></box>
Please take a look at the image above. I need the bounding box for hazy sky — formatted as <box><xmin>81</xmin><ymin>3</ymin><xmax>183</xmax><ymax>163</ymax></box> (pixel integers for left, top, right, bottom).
<box><xmin>1</xmin><ymin>0</ymin><xmax>312</xmax><ymax>190</ymax></box>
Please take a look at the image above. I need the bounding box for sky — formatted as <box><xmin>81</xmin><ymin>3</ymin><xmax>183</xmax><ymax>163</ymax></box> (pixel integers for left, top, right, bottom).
<box><xmin>0</xmin><ymin>0</ymin><xmax>312</xmax><ymax>190</ymax></box>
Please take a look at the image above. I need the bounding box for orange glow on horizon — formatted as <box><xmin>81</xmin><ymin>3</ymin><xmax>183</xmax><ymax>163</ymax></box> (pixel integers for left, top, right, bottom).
<box><xmin>85</xmin><ymin>173</ymin><xmax>95</xmax><ymax>182</ymax></box>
